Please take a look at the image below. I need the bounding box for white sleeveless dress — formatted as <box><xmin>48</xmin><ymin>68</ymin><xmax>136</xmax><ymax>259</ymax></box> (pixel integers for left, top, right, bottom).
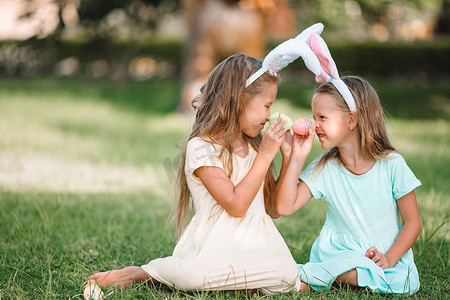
<box><xmin>141</xmin><ymin>137</ymin><xmax>300</xmax><ymax>294</ymax></box>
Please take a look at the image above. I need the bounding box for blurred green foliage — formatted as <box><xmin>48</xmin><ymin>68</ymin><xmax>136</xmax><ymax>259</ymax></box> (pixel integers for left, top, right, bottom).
<box><xmin>23</xmin><ymin>0</ymin><xmax>447</xmax><ymax>39</ymax></box>
<box><xmin>2</xmin><ymin>0</ymin><xmax>448</xmax><ymax>81</ymax></box>
<box><xmin>328</xmin><ymin>40</ymin><xmax>450</xmax><ymax>77</ymax></box>
<box><xmin>2</xmin><ymin>38</ymin><xmax>449</xmax><ymax>80</ymax></box>
<box><xmin>291</xmin><ymin>0</ymin><xmax>446</xmax><ymax>32</ymax></box>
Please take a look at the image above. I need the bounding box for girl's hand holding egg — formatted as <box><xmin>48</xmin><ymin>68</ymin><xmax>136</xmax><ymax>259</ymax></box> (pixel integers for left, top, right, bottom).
<box><xmin>262</xmin><ymin>113</ymin><xmax>315</xmax><ymax>136</ymax></box>
<box><xmin>262</xmin><ymin>112</ymin><xmax>293</xmax><ymax>133</ymax></box>
<box><xmin>292</xmin><ymin>118</ymin><xmax>315</xmax><ymax>135</ymax></box>
<box><xmin>269</xmin><ymin>112</ymin><xmax>293</xmax><ymax>130</ymax></box>
<box><xmin>260</xmin><ymin>113</ymin><xmax>315</xmax><ymax>158</ymax></box>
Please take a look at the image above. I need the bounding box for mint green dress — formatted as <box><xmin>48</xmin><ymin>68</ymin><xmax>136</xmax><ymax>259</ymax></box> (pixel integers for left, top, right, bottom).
<box><xmin>298</xmin><ymin>153</ymin><xmax>421</xmax><ymax>294</ymax></box>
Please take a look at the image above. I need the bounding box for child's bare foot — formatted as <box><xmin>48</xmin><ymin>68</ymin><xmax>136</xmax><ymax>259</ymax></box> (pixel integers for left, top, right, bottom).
<box><xmin>299</xmin><ymin>281</ymin><xmax>312</xmax><ymax>292</ymax></box>
<box><xmin>87</xmin><ymin>266</ymin><xmax>152</xmax><ymax>288</ymax></box>
<box><xmin>88</xmin><ymin>270</ymin><xmax>124</xmax><ymax>288</ymax></box>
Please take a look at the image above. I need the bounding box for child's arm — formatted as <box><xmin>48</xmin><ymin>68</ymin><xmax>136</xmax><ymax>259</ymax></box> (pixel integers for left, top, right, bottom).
<box><xmin>366</xmin><ymin>191</ymin><xmax>421</xmax><ymax>269</ymax></box>
<box><xmin>275</xmin><ymin>131</ymin><xmax>293</xmax><ymax>196</ymax></box>
<box><xmin>195</xmin><ymin>118</ymin><xmax>288</xmax><ymax>218</ymax></box>
<box><xmin>264</xmin><ymin>131</ymin><xmax>294</xmax><ymax>219</ymax></box>
<box><xmin>276</xmin><ymin>133</ymin><xmax>315</xmax><ymax>216</ymax></box>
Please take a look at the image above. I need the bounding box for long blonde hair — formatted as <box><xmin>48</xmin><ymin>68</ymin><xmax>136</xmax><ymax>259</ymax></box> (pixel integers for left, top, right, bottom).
<box><xmin>314</xmin><ymin>75</ymin><xmax>395</xmax><ymax>169</ymax></box>
<box><xmin>176</xmin><ymin>53</ymin><xmax>279</xmax><ymax>236</ymax></box>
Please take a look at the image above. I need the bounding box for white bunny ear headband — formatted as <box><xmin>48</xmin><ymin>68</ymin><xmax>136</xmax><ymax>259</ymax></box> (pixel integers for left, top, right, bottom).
<box><xmin>246</xmin><ymin>23</ymin><xmax>356</xmax><ymax>112</ymax></box>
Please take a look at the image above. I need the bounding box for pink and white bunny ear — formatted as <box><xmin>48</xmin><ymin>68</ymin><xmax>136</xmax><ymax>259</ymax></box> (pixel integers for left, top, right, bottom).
<box><xmin>245</xmin><ymin>23</ymin><xmax>324</xmax><ymax>88</ymax></box>
<box><xmin>244</xmin><ymin>23</ymin><xmax>356</xmax><ymax>113</ymax></box>
<box><xmin>308</xmin><ymin>33</ymin><xmax>338</xmax><ymax>82</ymax></box>
<box><xmin>306</xmin><ymin>32</ymin><xmax>356</xmax><ymax>112</ymax></box>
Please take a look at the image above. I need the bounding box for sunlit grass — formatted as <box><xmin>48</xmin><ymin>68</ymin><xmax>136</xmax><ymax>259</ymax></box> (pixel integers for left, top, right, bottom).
<box><xmin>0</xmin><ymin>88</ymin><xmax>190</xmax><ymax>195</ymax></box>
<box><xmin>0</xmin><ymin>77</ymin><xmax>448</xmax><ymax>299</ymax></box>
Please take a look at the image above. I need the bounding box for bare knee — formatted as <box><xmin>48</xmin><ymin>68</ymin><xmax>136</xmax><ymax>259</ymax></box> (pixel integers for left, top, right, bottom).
<box><xmin>336</xmin><ymin>269</ymin><xmax>358</xmax><ymax>286</ymax></box>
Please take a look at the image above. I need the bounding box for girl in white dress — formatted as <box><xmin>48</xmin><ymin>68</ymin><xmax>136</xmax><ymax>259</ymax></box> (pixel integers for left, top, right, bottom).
<box><xmin>86</xmin><ymin>53</ymin><xmax>306</xmax><ymax>294</ymax></box>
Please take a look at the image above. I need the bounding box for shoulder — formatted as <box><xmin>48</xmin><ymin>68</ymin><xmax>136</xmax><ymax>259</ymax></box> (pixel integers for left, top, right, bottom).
<box><xmin>306</xmin><ymin>153</ymin><xmax>326</xmax><ymax>168</ymax></box>
<box><xmin>384</xmin><ymin>151</ymin><xmax>402</xmax><ymax>160</ymax></box>
<box><xmin>302</xmin><ymin>153</ymin><xmax>339</xmax><ymax>176</ymax></box>
<box><xmin>301</xmin><ymin>153</ymin><xmax>334</xmax><ymax>180</ymax></box>
<box><xmin>186</xmin><ymin>137</ymin><xmax>221</xmax><ymax>155</ymax></box>
<box><xmin>185</xmin><ymin>137</ymin><xmax>225</xmax><ymax>176</ymax></box>
<box><xmin>380</xmin><ymin>152</ymin><xmax>421</xmax><ymax>199</ymax></box>
<box><xmin>378</xmin><ymin>151</ymin><xmax>419</xmax><ymax>180</ymax></box>
<box><xmin>187</xmin><ymin>136</ymin><xmax>209</xmax><ymax>148</ymax></box>
<box><xmin>300</xmin><ymin>154</ymin><xmax>337</xmax><ymax>200</ymax></box>
<box><xmin>378</xmin><ymin>151</ymin><xmax>406</xmax><ymax>168</ymax></box>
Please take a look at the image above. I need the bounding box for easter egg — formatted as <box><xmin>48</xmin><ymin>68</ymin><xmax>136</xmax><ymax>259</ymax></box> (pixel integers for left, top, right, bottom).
<box><xmin>261</xmin><ymin>121</ymin><xmax>270</xmax><ymax>133</ymax></box>
<box><xmin>84</xmin><ymin>282</ymin><xmax>104</xmax><ymax>300</ymax></box>
<box><xmin>292</xmin><ymin>118</ymin><xmax>315</xmax><ymax>135</ymax></box>
<box><xmin>268</xmin><ymin>112</ymin><xmax>293</xmax><ymax>130</ymax></box>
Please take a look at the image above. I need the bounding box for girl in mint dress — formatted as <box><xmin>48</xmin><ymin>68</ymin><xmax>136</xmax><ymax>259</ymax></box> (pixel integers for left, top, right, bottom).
<box><xmin>277</xmin><ymin>76</ymin><xmax>421</xmax><ymax>294</ymax></box>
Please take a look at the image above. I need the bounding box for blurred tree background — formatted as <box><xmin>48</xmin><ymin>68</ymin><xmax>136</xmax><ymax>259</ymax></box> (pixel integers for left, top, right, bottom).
<box><xmin>0</xmin><ymin>3</ymin><xmax>449</xmax><ymax>298</ymax></box>
<box><xmin>0</xmin><ymin>0</ymin><xmax>449</xmax><ymax>104</ymax></box>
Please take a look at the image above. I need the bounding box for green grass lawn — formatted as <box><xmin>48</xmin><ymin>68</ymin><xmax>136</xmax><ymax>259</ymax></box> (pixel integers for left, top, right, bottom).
<box><xmin>0</xmin><ymin>77</ymin><xmax>448</xmax><ymax>299</ymax></box>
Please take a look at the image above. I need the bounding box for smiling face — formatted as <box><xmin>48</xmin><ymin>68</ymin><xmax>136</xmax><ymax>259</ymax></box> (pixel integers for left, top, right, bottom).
<box><xmin>312</xmin><ymin>92</ymin><xmax>351</xmax><ymax>150</ymax></box>
<box><xmin>239</xmin><ymin>81</ymin><xmax>277</xmax><ymax>138</ymax></box>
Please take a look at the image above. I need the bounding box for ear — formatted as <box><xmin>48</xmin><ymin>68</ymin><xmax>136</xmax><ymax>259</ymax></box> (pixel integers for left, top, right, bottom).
<box><xmin>348</xmin><ymin>111</ymin><xmax>358</xmax><ymax>131</ymax></box>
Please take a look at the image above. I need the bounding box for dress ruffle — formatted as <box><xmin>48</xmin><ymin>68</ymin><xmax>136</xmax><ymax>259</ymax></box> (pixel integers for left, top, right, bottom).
<box><xmin>298</xmin><ymin>225</ymin><xmax>419</xmax><ymax>294</ymax></box>
<box><xmin>142</xmin><ymin>210</ymin><xmax>301</xmax><ymax>293</ymax></box>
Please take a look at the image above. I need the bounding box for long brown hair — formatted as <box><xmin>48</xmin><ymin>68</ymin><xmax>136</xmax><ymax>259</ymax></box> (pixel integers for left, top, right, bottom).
<box><xmin>176</xmin><ymin>53</ymin><xmax>279</xmax><ymax>237</ymax></box>
<box><xmin>314</xmin><ymin>75</ymin><xmax>396</xmax><ymax>169</ymax></box>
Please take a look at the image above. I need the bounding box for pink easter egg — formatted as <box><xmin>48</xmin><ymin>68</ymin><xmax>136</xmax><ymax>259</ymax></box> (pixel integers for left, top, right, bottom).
<box><xmin>292</xmin><ymin>118</ymin><xmax>315</xmax><ymax>135</ymax></box>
